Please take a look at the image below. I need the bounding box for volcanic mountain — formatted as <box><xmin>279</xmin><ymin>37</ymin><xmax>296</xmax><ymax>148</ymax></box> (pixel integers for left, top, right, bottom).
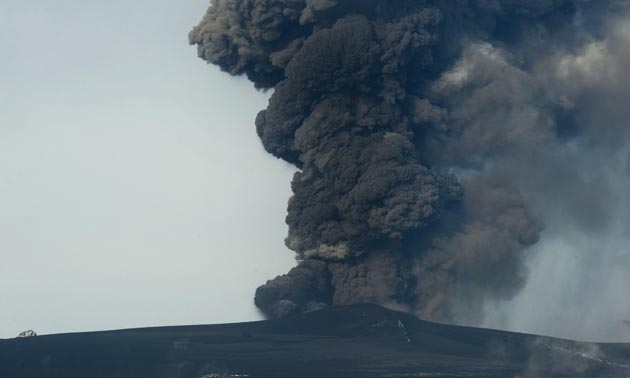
<box><xmin>1</xmin><ymin>305</ymin><xmax>629</xmax><ymax>378</ymax></box>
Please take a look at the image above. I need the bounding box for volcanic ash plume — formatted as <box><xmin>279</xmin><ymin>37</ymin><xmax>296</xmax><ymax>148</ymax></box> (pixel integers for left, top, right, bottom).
<box><xmin>189</xmin><ymin>0</ymin><xmax>628</xmax><ymax>324</ymax></box>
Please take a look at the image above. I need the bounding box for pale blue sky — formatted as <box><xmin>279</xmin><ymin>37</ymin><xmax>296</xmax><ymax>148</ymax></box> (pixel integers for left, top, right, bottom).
<box><xmin>0</xmin><ymin>0</ymin><xmax>296</xmax><ymax>338</ymax></box>
<box><xmin>2</xmin><ymin>1</ymin><xmax>630</xmax><ymax>343</ymax></box>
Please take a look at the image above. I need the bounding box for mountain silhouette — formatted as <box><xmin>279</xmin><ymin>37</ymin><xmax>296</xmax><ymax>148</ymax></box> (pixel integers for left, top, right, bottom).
<box><xmin>1</xmin><ymin>305</ymin><xmax>629</xmax><ymax>377</ymax></box>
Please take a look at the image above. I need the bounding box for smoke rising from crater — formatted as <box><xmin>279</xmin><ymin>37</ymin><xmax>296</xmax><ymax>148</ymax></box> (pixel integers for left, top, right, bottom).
<box><xmin>190</xmin><ymin>0</ymin><xmax>630</xmax><ymax>326</ymax></box>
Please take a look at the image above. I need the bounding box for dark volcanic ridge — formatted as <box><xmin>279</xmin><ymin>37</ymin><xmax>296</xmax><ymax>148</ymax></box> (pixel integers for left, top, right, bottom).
<box><xmin>2</xmin><ymin>305</ymin><xmax>629</xmax><ymax>378</ymax></box>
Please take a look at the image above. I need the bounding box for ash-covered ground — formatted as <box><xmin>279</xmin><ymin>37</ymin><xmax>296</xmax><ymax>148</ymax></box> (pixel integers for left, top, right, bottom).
<box><xmin>1</xmin><ymin>305</ymin><xmax>629</xmax><ymax>378</ymax></box>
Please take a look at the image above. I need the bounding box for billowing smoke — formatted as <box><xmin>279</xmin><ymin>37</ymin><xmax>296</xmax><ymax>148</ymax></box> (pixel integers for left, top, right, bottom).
<box><xmin>189</xmin><ymin>0</ymin><xmax>630</xmax><ymax>326</ymax></box>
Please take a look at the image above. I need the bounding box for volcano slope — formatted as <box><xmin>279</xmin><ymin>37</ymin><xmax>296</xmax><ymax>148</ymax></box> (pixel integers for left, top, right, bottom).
<box><xmin>1</xmin><ymin>305</ymin><xmax>629</xmax><ymax>378</ymax></box>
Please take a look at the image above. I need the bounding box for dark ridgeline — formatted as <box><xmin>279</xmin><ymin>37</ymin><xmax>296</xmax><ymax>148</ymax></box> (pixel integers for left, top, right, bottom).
<box><xmin>189</xmin><ymin>0</ymin><xmax>630</xmax><ymax>325</ymax></box>
<box><xmin>2</xmin><ymin>305</ymin><xmax>630</xmax><ymax>378</ymax></box>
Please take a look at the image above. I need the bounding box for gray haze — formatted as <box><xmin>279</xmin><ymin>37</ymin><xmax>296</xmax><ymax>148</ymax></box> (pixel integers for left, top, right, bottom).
<box><xmin>0</xmin><ymin>0</ymin><xmax>296</xmax><ymax>339</ymax></box>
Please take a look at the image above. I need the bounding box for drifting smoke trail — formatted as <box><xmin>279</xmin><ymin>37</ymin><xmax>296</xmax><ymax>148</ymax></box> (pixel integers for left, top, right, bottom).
<box><xmin>189</xmin><ymin>0</ymin><xmax>630</xmax><ymax>326</ymax></box>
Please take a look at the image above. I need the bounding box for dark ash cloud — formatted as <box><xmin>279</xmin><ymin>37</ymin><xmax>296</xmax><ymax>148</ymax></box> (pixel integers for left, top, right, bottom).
<box><xmin>190</xmin><ymin>0</ymin><xmax>630</xmax><ymax>327</ymax></box>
